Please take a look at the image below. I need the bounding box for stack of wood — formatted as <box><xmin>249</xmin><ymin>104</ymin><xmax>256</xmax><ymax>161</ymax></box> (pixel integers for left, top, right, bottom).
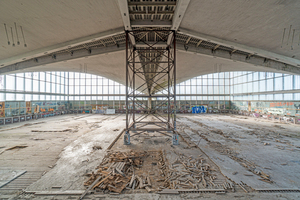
<box><xmin>84</xmin><ymin>151</ymin><xmax>149</xmax><ymax>193</ymax></box>
<box><xmin>164</xmin><ymin>154</ymin><xmax>223</xmax><ymax>190</ymax></box>
<box><xmin>127</xmin><ymin>174</ymin><xmax>153</xmax><ymax>192</ymax></box>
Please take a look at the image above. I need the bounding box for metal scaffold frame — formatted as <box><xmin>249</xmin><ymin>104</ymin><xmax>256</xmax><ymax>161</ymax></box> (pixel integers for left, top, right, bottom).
<box><xmin>124</xmin><ymin>29</ymin><xmax>178</xmax><ymax>145</ymax></box>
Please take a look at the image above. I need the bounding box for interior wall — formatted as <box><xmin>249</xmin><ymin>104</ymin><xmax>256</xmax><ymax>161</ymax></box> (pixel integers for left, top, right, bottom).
<box><xmin>231</xmin><ymin>100</ymin><xmax>300</xmax><ymax>117</ymax></box>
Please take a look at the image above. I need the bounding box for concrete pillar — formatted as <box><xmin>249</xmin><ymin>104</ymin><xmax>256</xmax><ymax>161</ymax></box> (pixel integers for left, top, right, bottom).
<box><xmin>148</xmin><ymin>97</ymin><xmax>152</xmax><ymax>111</ymax></box>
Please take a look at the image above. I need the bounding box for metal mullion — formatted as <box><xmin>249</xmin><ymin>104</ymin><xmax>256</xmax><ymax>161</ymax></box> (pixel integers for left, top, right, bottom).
<box><xmin>3</xmin><ymin>75</ymin><xmax>6</xmax><ymax>101</ymax></box>
<box><xmin>31</xmin><ymin>72</ymin><xmax>33</xmax><ymax>101</ymax></box>
<box><xmin>38</xmin><ymin>72</ymin><xmax>40</xmax><ymax>101</ymax></box>
<box><xmin>23</xmin><ymin>73</ymin><xmax>25</xmax><ymax>101</ymax></box>
<box><xmin>67</xmin><ymin>72</ymin><xmax>69</xmax><ymax>103</ymax></box>
<box><xmin>173</xmin><ymin>31</ymin><xmax>176</xmax><ymax>131</ymax></box>
<box><xmin>168</xmin><ymin>48</ymin><xmax>170</xmax><ymax>125</ymax></box>
<box><xmin>126</xmin><ymin>31</ymin><xmax>129</xmax><ymax>131</ymax></box>
<box><xmin>133</xmin><ymin>49</ymin><xmax>136</xmax><ymax>126</ymax></box>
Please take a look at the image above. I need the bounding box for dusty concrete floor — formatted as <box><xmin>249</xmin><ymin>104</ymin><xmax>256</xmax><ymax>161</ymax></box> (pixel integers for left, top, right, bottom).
<box><xmin>0</xmin><ymin>114</ymin><xmax>299</xmax><ymax>199</ymax></box>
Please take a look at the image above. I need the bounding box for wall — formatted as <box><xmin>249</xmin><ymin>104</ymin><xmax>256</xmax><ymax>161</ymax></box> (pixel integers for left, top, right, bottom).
<box><xmin>231</xmin><ymin>101</ymin><xmax>300</xmax><ymax>117</ymax></box>
<box><xmin>3</xmin><ymin>101</ymin><xmax>68</xmax><ymax>117</ymax></box>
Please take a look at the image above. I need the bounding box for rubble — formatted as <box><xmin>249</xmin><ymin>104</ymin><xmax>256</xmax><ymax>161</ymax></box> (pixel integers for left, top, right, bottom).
<box><xmin>84</xmin><ymin>150</ymin><xmax>152</xmax><ymax>194</ymax></box>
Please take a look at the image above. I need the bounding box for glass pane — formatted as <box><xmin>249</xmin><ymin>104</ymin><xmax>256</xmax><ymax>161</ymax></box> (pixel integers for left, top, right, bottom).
<box><xmin>46</xmin><ymin>82</ymin><xmax>50</xmax><ymax>92</ymax></box>
<box><xmin>33</xmin><ymin>80</ymin><xmax>39</xmax><ymax>92</ymax></box>
<box><xmin>16</xmin><ymin>77</ymin><xmax>24</xmax><ymax>91</ymax></box>
<box><xmin>284</xmin><ymin>75</ymin><xmax>293</xmax><ymax>90</ymax></box>
<box><xmin>266</xmin><ymin>79</ymin><xmax>273</xmax><ymax>91</ymax></box>
<box><xmin>274</xmin><ymin>77</ymin><xmax>283</xmax><ymax>90</ymax></box>
<box><xmin>295</xmin><ymin>75</ymin><xmax>300</xmax><ymax>89</ymax></box>
<box><xmin>25</xmin><ymin>78</ymin><xmax>32</xmax><ymax>91</ymax></box>
<box><xmin>40</xmin><ymin>81</ymin><xmax>45</xmax><ymax>92</ymax></box>
<box><xmin>259</xmin><ymin>80</ymin><xmax>266</xmax><ymax>92</ymax></box>
<box><xmin>40</xmin><ymin>72</ymin><xmax>45</xmax><ymax>81</ymax></box>
<box><xmin>6</xmin><ymin>75</ymin><xmax>15</xmax><ymax>90</ymax></box>
<box><xmin>86</xmin><ymin>85</ymin><xmax>91</xmax><ymax>94</ymax></box>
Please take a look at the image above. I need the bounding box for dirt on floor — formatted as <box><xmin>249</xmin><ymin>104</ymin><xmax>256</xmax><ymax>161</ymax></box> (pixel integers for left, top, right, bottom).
<box><xmin>0</xmin><ymin>113</ymin><xmax>300</xmax><ymax>200</ymax></box>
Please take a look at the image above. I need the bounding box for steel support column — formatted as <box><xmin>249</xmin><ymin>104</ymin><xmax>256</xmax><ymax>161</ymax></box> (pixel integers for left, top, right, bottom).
<box><xmin>124</xmin><ymin>29</ymin><xmax>178</xmax><ymax>145</ymax></box>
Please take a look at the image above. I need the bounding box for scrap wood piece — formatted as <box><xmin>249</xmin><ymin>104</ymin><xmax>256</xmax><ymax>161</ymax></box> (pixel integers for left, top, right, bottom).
<box><xmin>145</xmin><ymin>186</ymin><xmax>152</xmax><ymax>193</ymax></box>
<box><xmin>136</xmin><ymin>175</ymin><xmax>145</xmax><ymax>189</ymax></box>
<box><xmin>80</xmin><ymin>175</ymin><xmax>103</xmax><ymax>200</ymax></box>
<box><xmin>157</xmin><ymin>189</ymin><xmax>179</xmax><ymax>194</ymax></box>
<box><xmin>259</xmin><ymin>178</ymin><xmax>273</xmax><ymax>183</ymax></box>
<box><xmin>30</xmin><ymin>190</ymin><xmax>85</xmax><ymax>196</ymax></box>
<box><xmin>6</xmin><ymin>145</ymin><xmax>28</xmax><ymax>150</ymax></box>
<box><xmin>109</xmin><ymin>176</ymin><xmax>130</xmax><ymax>193</ymax></box>
<box><xmin>238</xmin><ymin>183</ymin><xmax>248</xmax><ymax>193</ymax></box>
<box><xmin>92</xmin><ymin>174</ymin><xmax>111</xmax><ymax>189</ymax></box>
<box><xmin>115</xmin><ymin>168</ymin><xmax>125</xmax><ymax>176</ymax></box>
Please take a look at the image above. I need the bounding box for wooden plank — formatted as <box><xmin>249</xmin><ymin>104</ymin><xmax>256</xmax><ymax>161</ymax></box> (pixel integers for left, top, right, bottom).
<box><xmin>92</xmin><ymin>174</ymin><xmax>111</xmax><ymax>189</ymax></box>
<box><xmin>26</xmin><ymin>190</ymin><xmax>85</xmax><ymax>195</ymax></box>
<box><xmin>157</xmin><ymin>189</ymin><xmax>179</xmax><ymax>194</ymax></box>
<box><xmin>79</xmin><ymin>175</ymin><xmax>102</xmax><ymax>200</ymax></box>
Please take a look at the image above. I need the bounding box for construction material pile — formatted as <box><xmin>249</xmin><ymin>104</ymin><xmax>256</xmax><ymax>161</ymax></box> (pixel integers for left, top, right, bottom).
<box><xmin>166</xmin><ymin>153</ymin><xmax>228</xmax><ymax>190</ymax></box>
<box><xmin>84</xmin><ymin>150</ymin><xmax>150</xmax><ymax>193</ymax></box>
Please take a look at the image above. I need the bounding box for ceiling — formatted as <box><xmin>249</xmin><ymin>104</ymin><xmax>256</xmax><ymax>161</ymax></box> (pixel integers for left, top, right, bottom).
<box><xmin>180</xmin><ymin>0</ymin><xmax>300</xmax><ymax>59</ymax></box>
<box><xmin>0</xmin><ymin>0</ymin><xmax>299</xmax><ymax>86</ymax></box>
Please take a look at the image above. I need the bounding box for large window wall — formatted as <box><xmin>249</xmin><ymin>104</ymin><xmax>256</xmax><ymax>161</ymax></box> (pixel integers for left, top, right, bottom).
<box><xmin>0</xmin><ymin>71</ymin><xmax>299</xmax><ymax>104</ymax></box>
<box><xmin>0</xmin><ymin>72</ymin><xmax>127</xmax><ymax>102</ymax></box>
<box><xmin>68</xmin><ymin>72</ymin><xmax>126</xmax><ymax>101</ymax></box>
<box><xmin>174</xmin><ymin>72</ymin><xmax>231</xmax><ymax>100</ymax></box>
<box><xmin>231</xmin><ymin>72</ymin><xmax>300</xmax><ymax>101</ymax></box>
<box><xmin>0</xmin><ymin>72</ymin><xmax>68</xmax><ymax>101</ymax></box>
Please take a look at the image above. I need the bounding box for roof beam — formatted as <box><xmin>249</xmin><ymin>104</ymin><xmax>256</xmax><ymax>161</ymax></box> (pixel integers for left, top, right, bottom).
<box><xmin>117</xmin><ymin>0</ymin><xmax>136</xmax><ymax>46</ymax></box>
<box><xmin>178</xmin><ymin>44</ymin><xmax>300</xmax><ymax>75</ymax></box>
<box><xmin>167</xmin><ymin>0</ymin><xmax>190</xmax><ymax>45</ymax></box>
<box><xmin>128</xmin><ymin>2</ymin><xmax>176</xmax><ymax>6</ymax></box>
<box><xmin>131</xmin><ymin>20</ymin><xmax>172</xmax><ymax>28</ymax></box>
<box><xmin>129</xmin><ymin>11</ymin><xmax>174</xmax><ymax>15</ymax></box>
<box><xmin>0</xmin><ymin>28</ymin><xmax>124</xmax><ymax>69</ymax></box>
<box><xmin>0</xmin><ymin>45</ymin><xmax>125</xmax><ymax>74</ymax></box>
<box><xmin>136</xmin><ymin>42</ymin><xmax>167</xmax><ymax>48</ymax></box>
<box><xmin>179</xmin><ymin>28</ymin><xmax>300</xmax><ymax>67</ymax></box>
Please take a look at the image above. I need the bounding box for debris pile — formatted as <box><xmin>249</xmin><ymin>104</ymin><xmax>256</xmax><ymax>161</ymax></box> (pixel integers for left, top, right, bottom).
<box><xmin>84</xmin><ymin>151</ymin><xmax>150</xmax><ymax>193</ymax></box>
<box><xmin>166</xmin><ymin>153</ymin><xmax>228</xmax><ymax>190</ymax></box>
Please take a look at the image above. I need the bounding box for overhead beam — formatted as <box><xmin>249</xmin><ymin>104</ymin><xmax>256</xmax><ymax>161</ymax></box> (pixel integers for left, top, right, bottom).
<box><xmin>179</xmin><ymin>28</ymin><xmax>300</xmax><ymax>67</ymax></box>
<box><xmin>167</xmin><ymin>0</ymin><xmax>190</xmax><ymax>45</ymax></box>
<box><xmin>128</xmin><ymin>2</ymin><xmax>176</xmax><ymax>6</ymax></box>
<box><xmin>118</xmin><ymin>0</ymin><xmax>136</xmax><ymax>46</ymax></box>
<box><xmin>0</xmin><ymin>45</ymin><xmax>125</xmax><ymax>74</ymax></box>
<box><xmin>136</xmin><ymin>42</ymin><xmax>167</xmax><ymax>48</ymax></box>
<box><xmin>0</xmin><ymin>28</ymin><xmax>124</xmax><ymax>68</ymax></box>
<box><xmin>177</xmin><ymin>44</ymin><xmax>300</xmax><ymax>75</ymax></box>
<box><xmin>131</xmin><ymin>20</ymin><xmax>172</xmax><ymax>28</ymax></box>
<box><xmin>129</xmin><ymin>11</ymin><xmax>174</xmax><ymax>15</ymax></box>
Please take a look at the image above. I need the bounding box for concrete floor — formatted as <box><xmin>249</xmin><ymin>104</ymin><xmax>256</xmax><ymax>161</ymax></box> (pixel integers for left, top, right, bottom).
<box><xmin>0</xmin><ymin>114</ymin><xmax>299</xmax><ymax>199</ymax></box>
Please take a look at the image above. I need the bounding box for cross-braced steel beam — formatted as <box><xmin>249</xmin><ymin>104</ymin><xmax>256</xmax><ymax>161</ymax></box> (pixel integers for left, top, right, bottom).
<box><xmin>124</xmin><ymin>29</ymin><xmax>178</xmax><ymax>145</ymax></box>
